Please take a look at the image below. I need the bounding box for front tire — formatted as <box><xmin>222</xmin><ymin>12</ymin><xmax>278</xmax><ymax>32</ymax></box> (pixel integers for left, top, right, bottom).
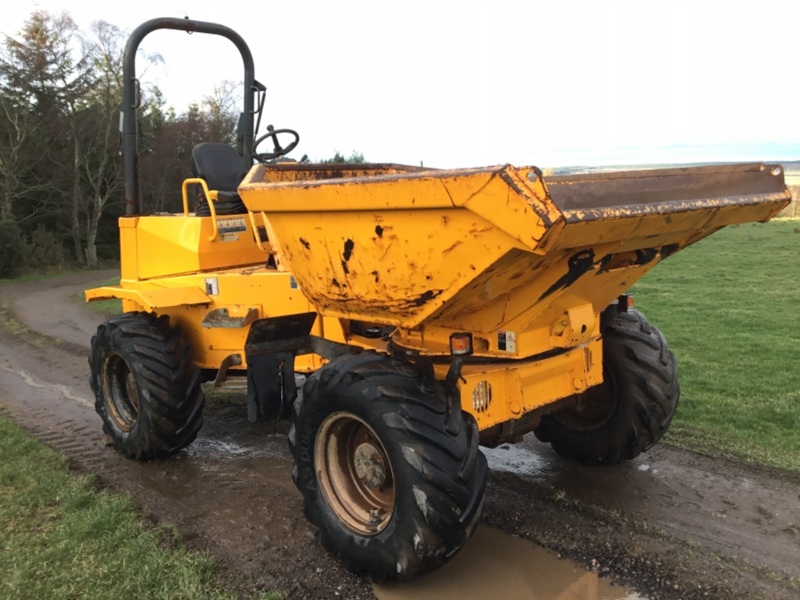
<box><xmin>289</xmin><ymin>352</ymin><xmax>487</xmax><ymax>581</ymax></box>
<box><xmin>89</xmin><ymin>312</ymin><xmax>205</xmax><ymax>460</ymax></box>
<box><xmin>534</xmin><ymin>308</ymin><xmax>679</xmax><ymax>464</ymax></box>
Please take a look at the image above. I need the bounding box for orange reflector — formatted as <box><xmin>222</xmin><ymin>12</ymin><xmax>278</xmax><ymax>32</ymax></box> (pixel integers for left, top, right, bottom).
<box><xmin>450</xmin><ymin>332</ymin><xmax>473</xmax><ymax>356</ymax></box>
<box><xmin>618</xmin><ymin>294</ymin><xmax>634</xmax><ymax>311</ymax></box>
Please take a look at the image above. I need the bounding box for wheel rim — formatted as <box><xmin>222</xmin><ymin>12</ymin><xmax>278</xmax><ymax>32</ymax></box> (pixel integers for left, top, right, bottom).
<box><xmin>315</xmin><ymin>411</ymin><xmax>395</xmax><ymax>536</ymax></box>
<box><xmin>101</xmin><ymin>352</ymin><xmax>140</xmax><ymax>432</ymax></box>
<box><xmin>554</xmin><ymin>368</ymin><xmax>619</xmax><ymax>431</ymax></box>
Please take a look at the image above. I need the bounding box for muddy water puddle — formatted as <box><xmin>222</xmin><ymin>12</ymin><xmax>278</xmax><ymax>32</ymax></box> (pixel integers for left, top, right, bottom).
<box><xmin>186</xmin><ymin>434</ymin><xmax>289</xmax><ymax>462</ymax></box>
<box><xmin>139</xmin><ymin>422</ymin><xmax>645</xmax><ymax>599</ymax></box>
<box><xmin>374</xmin><ymin>527</ymin><xmax>643</xmax><ymax>600</ymax></box>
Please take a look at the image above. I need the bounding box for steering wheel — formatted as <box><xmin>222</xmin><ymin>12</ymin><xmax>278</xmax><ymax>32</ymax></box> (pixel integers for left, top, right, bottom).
<box><xmin>253</xmin><ymin>124</ymin><xmax>300</xmax><ymax>162</ymax></box>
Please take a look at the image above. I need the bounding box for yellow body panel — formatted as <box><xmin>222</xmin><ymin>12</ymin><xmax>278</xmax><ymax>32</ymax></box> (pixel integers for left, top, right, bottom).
<box><xmin>238</xmin><ymin>165</ymin><xmax>562</xmax><ymax>333</ymax></box>
<box><xmin>85</xmin><ymin>284</ymin><xmax>212</xmax><ymax>310</ymax></box>
<box><xmin>89</xmin><ymin>210</ymin><xmax>366</xmax><ymax>373</ymax></box>
<box><xmin>118</xmin><ymin>214</ymin><xmax>270</xmax><ymax>281</ymax></box>
<box><xmin>117</xmin><ymin>267</ymin><xmax>315</xmax><ymax>370</ymax></box>
<box><xmin>437</xmin><ymin>339</ymin><xmax>603</xmax><ymax>429</ymax></box>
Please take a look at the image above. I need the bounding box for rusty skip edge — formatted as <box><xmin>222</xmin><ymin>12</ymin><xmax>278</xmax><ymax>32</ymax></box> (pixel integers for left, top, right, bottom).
<box><xmin>242</xmin><ymin>162</ymin><xmax>548</xmax><ymax>203</ymax></box>
<box><xmin>544</xmin><ymin>162</ymin><xmax>788</xmax><ymax>211</ymax></box>
<box><xmin>240</xmin><ymin>161</ymin><xmax>789</xmax><ymax>231</ymax></box>
<box><xmin>242</xmin><ymin>162</ymin><xmax>786</xmax><ymax>195</ymax></box>
<box><xmin>544</xmin><ymin>162</ymin><xmax>785</xmax><ymax>185</ymax></box>
<box><xmin>561</xmin><ymin>191</ymin><xmax>790</xmax><ymax>223</ymax></box>
<box><xmin>243</xmin><ymin>162</ymin><xmax>494</xmax><ymax>187</ymax></box>
<box><xmin>257</xmin><ymin>162</ymin><xmax>428</xmax><ymax>179</ymax></box>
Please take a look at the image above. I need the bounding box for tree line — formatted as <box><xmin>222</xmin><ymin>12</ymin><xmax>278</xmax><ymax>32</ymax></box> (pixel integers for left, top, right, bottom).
<box><xmin>0</xmin><ymin>12</ymin><xmax>253</xmax><ymax>277</ymax></box>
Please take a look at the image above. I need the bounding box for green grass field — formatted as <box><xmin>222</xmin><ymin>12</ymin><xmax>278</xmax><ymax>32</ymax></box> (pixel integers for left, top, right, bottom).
<box><xmin>0</xmin><ymin>419</ymin><xmax>279</xmax><ymax>600</ymax></box>
<box><xmin>632</xmin><ymin>219</ymin><xmax>800</xmax><ymax>472</ymax></box>
<box><xmin>0</xmin><ymin>269</ymin><xmax>69</xmax><ymax>287</ymax></box>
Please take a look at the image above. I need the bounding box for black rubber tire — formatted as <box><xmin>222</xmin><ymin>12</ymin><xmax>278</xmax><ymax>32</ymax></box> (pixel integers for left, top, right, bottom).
<box><xmin>534</xmin><ymin>309</ymin><xmax>679</xmax><ymax>465</ymax></box>
<box><xmin>89</xmin><ymin>312</ymin><xmax>205</xmax><ymax>460</ymax></box>
<box><xmin>289</xmin><ymin>352</ymin><xmax>487</xmax><ymax>581</ymax></box>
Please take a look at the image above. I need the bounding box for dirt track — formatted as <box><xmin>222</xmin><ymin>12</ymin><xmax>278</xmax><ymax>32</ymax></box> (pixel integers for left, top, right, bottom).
<box><xmin>0</xmin><ymin>273</ymin><xmax>798</xmax><ymax>600</ymax></box>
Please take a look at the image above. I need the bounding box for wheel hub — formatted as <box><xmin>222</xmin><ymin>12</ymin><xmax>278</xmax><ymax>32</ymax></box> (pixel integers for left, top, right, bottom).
<box><xmin>353</xmin><ymin>442</ymin><xmax>387</xmax><ymax>488</ymax></box>
<box><xmin>102</xmin><ymin>352</ymin><xmax>139</xmax><ymax>432</ymax></box>
<box><xmin>315</xmin><ymin>411</ymin><xmax>395</xmax><ymax>535</ymax></box>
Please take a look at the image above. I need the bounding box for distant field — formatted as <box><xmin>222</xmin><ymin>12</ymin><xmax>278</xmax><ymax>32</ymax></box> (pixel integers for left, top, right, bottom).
<box><xmin>632</xmin><ymin>219</ymin><xmax>800</xmax><ymax>473</ymax></box>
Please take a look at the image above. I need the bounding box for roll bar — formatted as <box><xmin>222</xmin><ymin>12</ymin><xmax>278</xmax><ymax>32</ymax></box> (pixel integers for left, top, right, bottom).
<box><xmin>122</xmin><ymin>17</ymin><xmax>257</xmax><ymax>215</ymax></box>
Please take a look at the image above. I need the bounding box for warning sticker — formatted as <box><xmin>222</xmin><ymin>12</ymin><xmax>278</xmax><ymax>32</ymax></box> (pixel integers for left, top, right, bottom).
<box><xmin>217</xmin><ymin>217</ymin><xmax>247</xmax><ymax>233</ymax></box>
<box><xmin>205</xmin><ymin>277</ymin><xmax>219</xmax><ymax>295</ymax></box>
<box><xmin>498</xmin><ymin>330</ymin><xmax>516</xmax><ymax>353</ymax></box>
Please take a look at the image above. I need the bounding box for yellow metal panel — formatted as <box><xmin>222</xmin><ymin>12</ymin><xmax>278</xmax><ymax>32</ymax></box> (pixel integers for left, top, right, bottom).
<box><xmin>85</xmin><ymin>285</ymin><xmax>211</xmax><ymax>311</ymax></box>
<box><xmin>119</xmin><ymin>217</ymin><xmax>139</xmax><ymax>281</ymax></box>
<box><xmin>240</xmin><ymin>164</ymin><xmax>500</xmax><ymax>211</ymax></box>
<box><xmin>435</xmin><ymin>339</ymin><xmax>603</xmax><ymax>431</ymax></box>
<box><xmin>120</xmin><ymin>214</ymin><xmax>268</xmax><ymax>281</ymax></box>
<box><xmin>264</xmin><ymin>208</ymin><xmax>523</xmax><ymax>329</ymax></box>
<box><xmin>460</xmin><ymin>166</ymin><xmax>564</xmax><ymax>254</ymax></box>
<box><xmin>238</xmin><ymin>165</ymin><xmax>575</xmax><ymax>329</ymax></box>
<box><xmin>85</xmin><ymin>267</ymin><xmax>384</xmax><ymax>371</ymax></box>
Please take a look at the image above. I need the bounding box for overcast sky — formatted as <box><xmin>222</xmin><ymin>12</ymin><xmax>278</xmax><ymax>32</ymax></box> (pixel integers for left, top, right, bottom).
<box><xmin>3</xmin><ymin>0</ymin><xmax>799</xmax><ymax>168</ymax></box>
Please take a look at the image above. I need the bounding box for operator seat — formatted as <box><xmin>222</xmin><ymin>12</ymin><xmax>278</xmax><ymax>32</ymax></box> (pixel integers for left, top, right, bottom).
<box><xmin>191</xmin><ymin>142</ymin><xmax>249</xmax><ymax>216</ymax></box>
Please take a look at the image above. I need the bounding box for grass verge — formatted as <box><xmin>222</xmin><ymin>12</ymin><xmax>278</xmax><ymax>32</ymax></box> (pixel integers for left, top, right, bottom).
<box><xmin>0</xmin><ymin>268</ymin><xmax>71</xmax><ymax>288</ymax></box>
<box><xmin>0</xmin><ymin>418</ymin><xmax>280</xmax><ymax>600</ymax></box>
<box><xmin>632</xmin><ymin>220</ymin><xmax>800</xmax><ymax>473</ymax></box>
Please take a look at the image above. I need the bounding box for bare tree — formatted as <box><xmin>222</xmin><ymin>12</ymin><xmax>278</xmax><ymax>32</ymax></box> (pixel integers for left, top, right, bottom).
<box><xmin>139</xmin><ymin>81</ymin><xmax>240</xmax><ymax>214</ymax></box>
<box><xmin>0</xmin><ymin>97</ymin><xmax>37</xmax><ymax>221</ymax></box>
<box><xmin>72</xmin><ymin>20</ymin><xmax>125</xmax><ymax>266</ymax></box>
<box><xmin>201</xmin><ymin>80</ymin><xmax>239</xmax><ymax>144</ymax></box>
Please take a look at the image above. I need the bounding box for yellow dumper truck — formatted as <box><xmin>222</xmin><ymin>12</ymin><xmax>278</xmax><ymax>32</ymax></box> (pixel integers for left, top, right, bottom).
<box><xmin>86</xmin><ymin>18</ymin><xmax>791</xmax><ymax>580</ymax></box>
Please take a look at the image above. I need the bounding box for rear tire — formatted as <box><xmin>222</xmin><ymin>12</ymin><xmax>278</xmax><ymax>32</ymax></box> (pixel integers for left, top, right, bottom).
<box><xmin>89</xmin><ymin>312</ymin><xmax>205</xmax><ymax>460</ymax></box>
<box><xmin>289</xmin><ymin>352</ymin><xmax>487</xmax><ymax>581</ymax></box>
<box><xmin>534</xmin><ymin>308</ymin><xmax>679</xmax><ymax>464</ymax></box>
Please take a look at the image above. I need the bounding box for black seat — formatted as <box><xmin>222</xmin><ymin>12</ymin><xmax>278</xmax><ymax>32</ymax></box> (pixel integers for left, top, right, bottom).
<box><xmin>191</xmin><ymin>142</ymin><xmax>249</xmax><ymax>216</ymax></box>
